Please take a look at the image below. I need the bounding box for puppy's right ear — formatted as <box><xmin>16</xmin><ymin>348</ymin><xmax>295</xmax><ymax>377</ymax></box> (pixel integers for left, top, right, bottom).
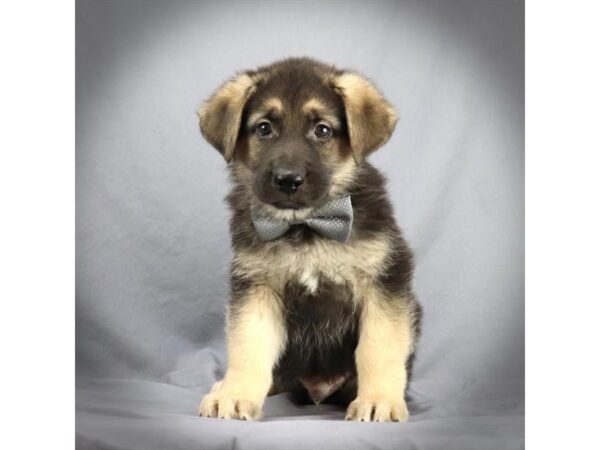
<box><xmin>198</xmin><ymin>73</ymin><xmax>259</xmax><ymax>162</ymax></box>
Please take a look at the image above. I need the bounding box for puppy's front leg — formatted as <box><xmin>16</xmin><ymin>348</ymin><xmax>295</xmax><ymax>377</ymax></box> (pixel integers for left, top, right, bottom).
<box><xmin>346</xmin><ymin>290</ymin><xmax>414</xmax><ymax>422</ymax></box>
<box><xmin>199</xmin><ymin>284</ymin><xmax>285</xmax><ymax>420</ymax></box>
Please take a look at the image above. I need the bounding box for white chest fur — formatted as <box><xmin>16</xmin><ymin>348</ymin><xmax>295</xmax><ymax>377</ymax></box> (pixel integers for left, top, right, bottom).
<box><xmin>233</xmin><ymin>234</ymin><xmax>391</xmax><ymax>297</ymax></box>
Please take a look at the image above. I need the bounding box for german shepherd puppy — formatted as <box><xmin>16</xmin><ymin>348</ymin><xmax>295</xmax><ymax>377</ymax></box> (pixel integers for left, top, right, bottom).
<box><xmin>197</xmin><ymin>58</ymin><xmax>421</xmax><ymax>422</ymax></box>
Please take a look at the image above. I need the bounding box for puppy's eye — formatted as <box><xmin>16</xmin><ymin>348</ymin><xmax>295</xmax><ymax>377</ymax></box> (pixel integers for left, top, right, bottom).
<box><xmin>256</xmin><ymin>121</ymin><xmax>273</xmax><ymax>137</ymax></box>
<box><xmin>315</xmin><ymin>124</ymin><xmax>332</xmax><ymax>139</ymax></box>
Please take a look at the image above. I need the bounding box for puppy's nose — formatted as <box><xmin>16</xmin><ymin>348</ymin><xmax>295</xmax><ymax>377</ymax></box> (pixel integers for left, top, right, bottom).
<box><xmin>273</xmin><ymin>169</ymin><xmax>304</xmax><ymax>194</ymax></box>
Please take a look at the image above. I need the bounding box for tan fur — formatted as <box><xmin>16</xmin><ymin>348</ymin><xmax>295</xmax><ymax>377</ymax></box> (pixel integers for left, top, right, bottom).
<box><xmin>199</xmin><ymin>285</ymin><xmax>286</xmax><ymax>420</ymax></box>
<box><xmin>302</xmin><ymin>98</ymin><xmax>327</xmax><ymax>113</ymax></box>
<box><xmin>263</xmin><ymin>97</ymin><xmax>283</xmax><ymax>111</ymax></box>
<box><xmin>247</xmin><ymin>97</ymin><xmax>284</xmax><ymax>127</ymax></box>
<box><xmin>198</xmin><ymin>73</ymin><xmax>261</xmax><ymax>162</ymax></box>
<box><xmin>256</xmin><ymin>201</ymin><xmax>316</xmax><ymax>222</ymax></box>
<box><xmin>233</xmin><ymin>233</ymin><xmax>393</xmax><ymax>300</ymax></box>
<box><xmin>302</xmin><ymin>98</ymin><xmax>343</xmax><ymax>129</ymax></box>
<box><xmin>345</xmin><ymin>289</ymin><xmax>413</xmax><ymax>422</ymax></box>
<box><xmin>331</xmin><ymin>73</ymin><xmax>398</xmax><ymax>162</ymax></box>
<box><xmin>329</xmin><ymin>156</ymin><xmax>358</xmax><ymax>196</ymax></box>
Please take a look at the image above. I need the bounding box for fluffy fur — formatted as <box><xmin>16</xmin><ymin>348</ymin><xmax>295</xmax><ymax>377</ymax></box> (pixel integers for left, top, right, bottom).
<box><xmin>197</xmin><ymin>58</ymin><xmax>422</xmax><ymax>422</ymax></box>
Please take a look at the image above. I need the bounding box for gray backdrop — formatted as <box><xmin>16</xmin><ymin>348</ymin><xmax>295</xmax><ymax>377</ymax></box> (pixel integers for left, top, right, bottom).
<box><xmin>76</xmin><ymin>1</ymin><xmax>524</xmax><ymax>449</ymax></box>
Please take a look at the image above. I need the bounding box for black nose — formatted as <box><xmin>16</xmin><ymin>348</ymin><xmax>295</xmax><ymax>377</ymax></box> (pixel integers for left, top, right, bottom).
<box><xmin>273</xmin><ymin>169</ymin><xmax>304</xmax><ymax>194</ymax></box>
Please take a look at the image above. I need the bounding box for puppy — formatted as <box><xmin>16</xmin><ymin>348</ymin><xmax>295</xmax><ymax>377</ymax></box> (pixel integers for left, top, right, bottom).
<box><xmin>197</xmin><ymin>58</ymin><xmax>421</xmax><ymax>422</ymax></box>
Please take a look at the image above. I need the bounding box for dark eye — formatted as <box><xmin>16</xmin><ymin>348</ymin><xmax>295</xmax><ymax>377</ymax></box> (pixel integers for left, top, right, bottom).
<box><xmin>315</xmin><ymin>124</ymin><xmax>332</xmax><ymax>139</ymax></box>
<box><xmin>256</xmin><ymin>121</ymin><xmax>272</xmax><ymax>137</ymax></box>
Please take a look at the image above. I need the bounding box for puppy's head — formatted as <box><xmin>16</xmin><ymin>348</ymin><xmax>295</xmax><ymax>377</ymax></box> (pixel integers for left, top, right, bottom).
<box><xmin>198</xmin><ymin>58</ymin><xmax>397</xmax><ymax>213</ymax></box>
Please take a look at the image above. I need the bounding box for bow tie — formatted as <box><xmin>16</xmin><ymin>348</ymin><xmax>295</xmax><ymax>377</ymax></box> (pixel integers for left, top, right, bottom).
<box><xmin>251</xmin><ymin>195</ymin><xmax>353</xmax><ymax>243</ymax></box>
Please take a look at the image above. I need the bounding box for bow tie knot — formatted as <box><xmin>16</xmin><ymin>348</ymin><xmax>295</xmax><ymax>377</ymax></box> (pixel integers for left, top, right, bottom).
<box><xmin>251</xmin><ymin>195</ymin><xmax>353</xmax><ymax>242</ymax></box>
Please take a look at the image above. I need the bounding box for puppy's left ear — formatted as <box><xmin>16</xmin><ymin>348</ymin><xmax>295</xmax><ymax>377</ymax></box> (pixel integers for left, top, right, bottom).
<box><xmin>332</xmin><ymin>73</ymin><xmax>397</xmax><ymax>162</ymax></box>
<box><xmin>198</xmin><ymin>72</ymin><xmax>259</xmax><ymax>162</ymax></box>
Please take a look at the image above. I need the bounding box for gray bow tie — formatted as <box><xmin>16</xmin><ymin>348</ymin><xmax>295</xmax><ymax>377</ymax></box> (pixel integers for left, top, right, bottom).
<box><xmin>251</xmin><ymin>195</ymin><xmax>353</xmax><ymax>242</ymax></box>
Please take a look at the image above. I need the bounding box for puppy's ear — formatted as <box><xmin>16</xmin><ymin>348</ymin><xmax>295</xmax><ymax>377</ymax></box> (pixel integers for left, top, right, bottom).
<box><xmin>198</xmin><ymin>73</ymin><xmax>259</xmax><ymax>162</ymax></box>
<box><xmin>332</xmin><ymin>73</ymin><xmax>397</xmax><ymax>162</ymax></box>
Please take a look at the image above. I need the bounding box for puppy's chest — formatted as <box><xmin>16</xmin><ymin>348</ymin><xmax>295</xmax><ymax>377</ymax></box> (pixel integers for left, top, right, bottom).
<box><xmin>282</xmin><ymin>279</ymin><xmax>359</xmax><ymax>350</ymax></box>
<box><xmin>235</xmin><ymin>237</ymin><xmax>389</xmax><ymax>295</ymax></box>
<box><xmin>283</xmin><ymin>278</ymin><xmax>355</xmax><ymax>321</ymax></box>
<box><xmin>277</xmin><ymin>252</ymin><xmax>351</xmax><ymax>295</ymax></box>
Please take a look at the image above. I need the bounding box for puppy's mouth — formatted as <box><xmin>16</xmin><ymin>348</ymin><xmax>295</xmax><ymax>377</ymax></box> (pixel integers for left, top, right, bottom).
<box><xmin>271</xmin><ymin>200</ymin><xmax>306</xmax><ymax>210</ymax></box>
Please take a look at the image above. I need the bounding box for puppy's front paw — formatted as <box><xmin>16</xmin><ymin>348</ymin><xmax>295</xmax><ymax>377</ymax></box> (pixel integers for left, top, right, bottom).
<box><xmin>199</xmin><ymin>393</ymin><xmax>262</xmax><ymax>420</ymax></box>
<box><xmin>345</xmin><ymin>397</ymin><xmax>409</xmax><ymax>422</ymax></box>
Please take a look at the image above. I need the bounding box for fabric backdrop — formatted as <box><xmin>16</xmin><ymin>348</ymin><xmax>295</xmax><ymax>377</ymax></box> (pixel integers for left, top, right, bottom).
<box><xmin>76</xmin><ymin>1</ymin><xmax>524</xmax><ymax>449</ymax></box>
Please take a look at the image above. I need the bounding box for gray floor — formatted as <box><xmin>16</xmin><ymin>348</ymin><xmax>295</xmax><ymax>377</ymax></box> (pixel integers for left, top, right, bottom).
<box><xmin>76</xmin><ymin>1</ymin><xmax>524</xmax><ymax>448</ymax></box>
<box><xmin>77</xmin><ymin>375</ymin><xmax>523</xmax><ymax>450</ymax></box>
